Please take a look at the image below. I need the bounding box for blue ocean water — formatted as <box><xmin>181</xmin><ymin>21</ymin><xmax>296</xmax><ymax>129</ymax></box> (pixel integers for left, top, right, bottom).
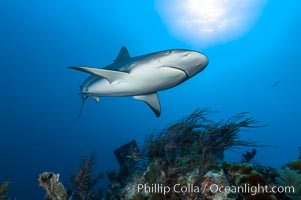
<box><xmin>0</xmin><ymin>0</ymin><xmax>300</xmax><ymax>199</ymax></box>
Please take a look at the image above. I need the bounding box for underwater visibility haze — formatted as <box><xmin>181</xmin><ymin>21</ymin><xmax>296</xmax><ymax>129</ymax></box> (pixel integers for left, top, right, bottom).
<box><xmin>0</xmin><ymin>0</ymin><xmax>301</xmax><ymax>199</ymax></box>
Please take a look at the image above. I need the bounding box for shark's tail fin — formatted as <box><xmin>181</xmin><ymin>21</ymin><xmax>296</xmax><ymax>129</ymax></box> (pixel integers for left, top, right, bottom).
<box><xmin>79</xmin><ymin>93</ymin><xmax>88</xmax><ymax>118</ymax></box>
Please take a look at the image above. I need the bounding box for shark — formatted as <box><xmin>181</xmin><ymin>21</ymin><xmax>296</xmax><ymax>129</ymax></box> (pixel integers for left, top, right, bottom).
<box><xmin>68</xmin><ymin>46</ymin><xmax>208</xmax><ymax>117</ymax></box>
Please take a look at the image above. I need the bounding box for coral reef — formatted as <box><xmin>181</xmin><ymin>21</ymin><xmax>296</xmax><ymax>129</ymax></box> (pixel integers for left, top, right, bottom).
<box><xmin>35</xmin><ymin>111</ymin><xmax>301</xmax><ymax>200</ymax></box>
<box><xmin>276</xmin><ymin>168</ymin><xmax>301</xmax><ymax>200</ymax></box>
<box><xmin>286</xmin><ymin>159</ymin><xmax>301</xmax><ymax>174</ymax></box>
<box><xmin>39</xmin><ymin>155</ymin><xmax>104</xmax><ymax>200</ymax></box>
<box><xmin>106</xmin><ymin>141</ymin><xmax>146</xmax><ymax>200</ymax></box>
<box><xmin>220</xmin><ymin>162</ymin><xmax>278</xmax><ymax>199</ymax></box>
<box><xmin>38</xmin><ymin>172</ymin><xmax>69</xmax><ymax>200</ymax></box>
<box><xmin>106</xmin><ymin>109</ymin><xmax>264</xmax><ymax>199</ymax></box>
<box><xmin>255</xmin><ymin>165</ymin><xmax>279</xmax><ymax>185</ymax></box>
<box><xmin>70</xmin><ymin>155</ymin><xmax>104</xmax><ymax>200</ymax></box>
<box><xmin>114</xmin><ymin>140</ymin><xmax>143</xmax><ymax>178</ymax></box>
<box><xmin>143</xmin><ymin>109</ymin><xmax>262</xmax><ymax>175</ymax></box>
<box><xmin>0</xmin><ymin>181</ymin><xmax>9</xmax><ymax>200</ymax></box>
<box><xmin>201</xmin><ymin>169</ymin><xmax>233</xmax><ymax>200</ymax></box>
<box><xmin>275</xmin><ymin>157</ymin><xmax>301</xmax><ymax>200</ymax></box>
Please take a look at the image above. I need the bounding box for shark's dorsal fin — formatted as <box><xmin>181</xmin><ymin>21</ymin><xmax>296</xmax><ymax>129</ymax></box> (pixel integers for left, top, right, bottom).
<box><xmin>68</xmin><ymin>66</ymin><xmax>128</xmax><ymax>83</ymax></box>
<box><xmin>114</xmin><ymin>46</ymin><xmax>130</xmax><ymax>62</ymax></box>
<box><xmin>134</xmin><ymin>93</ymin><xmax>161</xmax><ymax>117</ymax></box>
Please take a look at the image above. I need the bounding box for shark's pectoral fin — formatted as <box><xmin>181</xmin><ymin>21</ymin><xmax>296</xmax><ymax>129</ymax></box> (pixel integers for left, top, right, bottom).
<box><xmin>134</xmin><ymin>93</ymin><xmax>161</xmax><ymax>117</ymax></box>
<box><xmin>68</xmin><ymin>66</ymin><xmax>128</xmax><ymax>83</ymax></box>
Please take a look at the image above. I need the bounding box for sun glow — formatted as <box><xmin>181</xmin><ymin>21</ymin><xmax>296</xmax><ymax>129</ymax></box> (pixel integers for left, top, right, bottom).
<box><xmin>156</xmin><ymin>0</ymin><xmax>267</xmax><ymax>47</ymax></box>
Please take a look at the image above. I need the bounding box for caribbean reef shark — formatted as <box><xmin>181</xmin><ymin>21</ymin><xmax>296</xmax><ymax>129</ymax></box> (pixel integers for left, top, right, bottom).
<box><xmin>68</xmin><ymin>46</ymin><xmax>208</xmax><ymax>117</ymax></box>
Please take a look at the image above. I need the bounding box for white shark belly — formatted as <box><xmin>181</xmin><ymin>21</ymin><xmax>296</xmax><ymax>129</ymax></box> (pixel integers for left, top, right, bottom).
<box><xmin>92</xmin><ymin>67</ymin><xmax>187</xmax><ymax>96</ymax></box>
<box><xmin>129</xmin><ymin>66</ymin><xmax>187</xmax><ymax>91</ymax></box>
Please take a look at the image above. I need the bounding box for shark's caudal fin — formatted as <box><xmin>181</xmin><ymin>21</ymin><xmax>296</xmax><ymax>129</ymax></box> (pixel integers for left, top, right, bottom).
<box><xmin>79</xmin><ymin>93</ymin><xmax>100</xmax><ymax>118</ymax></box>
<box><xmin>134</xmin><ymin>93</ymin><xmax>161</xmax><ymax>117</ymax></box>
<box><xmin>79</xmin><ymin>93</ymin><xmax>88</xmax><ymax>118</ymax></box>
<box><xmin>68</xmin><ymin>66</ymin><xmax>128</xmax><ymax>83</ymax></box>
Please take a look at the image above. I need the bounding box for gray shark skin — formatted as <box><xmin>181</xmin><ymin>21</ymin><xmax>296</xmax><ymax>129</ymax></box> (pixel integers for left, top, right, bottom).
<box><xmin>68</xmin><ymin>46</ymin><xmax>208</xmax><ymax>117</ymax></box>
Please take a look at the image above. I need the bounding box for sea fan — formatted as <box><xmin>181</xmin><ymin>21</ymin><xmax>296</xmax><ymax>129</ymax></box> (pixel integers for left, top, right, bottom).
<box><xmin>38</xmin><ymin>172</ymin><xmax>68</xmax><ymax>200</ymax></box>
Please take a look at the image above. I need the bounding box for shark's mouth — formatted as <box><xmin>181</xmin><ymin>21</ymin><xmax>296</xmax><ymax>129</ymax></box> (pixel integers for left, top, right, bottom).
<box><xmin>173</xmin><ymin>67</ymin><xmax>190</xmax><ymax>78</ymax></box>
<box><xmin>162</xmin><ymin>66</ymin><xmax>190</xmax><ymax>79</ymax></box>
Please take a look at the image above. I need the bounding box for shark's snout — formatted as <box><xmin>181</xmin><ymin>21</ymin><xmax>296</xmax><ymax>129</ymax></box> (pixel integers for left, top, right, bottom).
<box><xmin>199</xmin><ymin>54</ymin><xmax>209</xmax><ymax>71</ymax></box>
<box><xmin>178</xmin><ymin>52</ymin><xmax>209</xmax><ymax>78</ymax></box>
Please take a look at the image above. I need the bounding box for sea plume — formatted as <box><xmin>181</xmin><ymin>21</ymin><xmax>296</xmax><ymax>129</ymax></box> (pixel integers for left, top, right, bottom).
<box><xmin>70</xmin><ymin>155</ymin><xmax>104</xmax><ymax>200</ymax></box>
